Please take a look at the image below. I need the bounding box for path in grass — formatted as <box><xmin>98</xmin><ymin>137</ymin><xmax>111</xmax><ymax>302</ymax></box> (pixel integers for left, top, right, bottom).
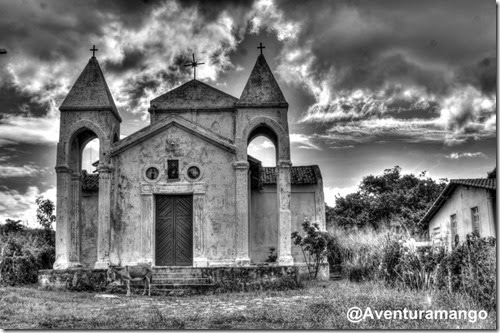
<box><xmin>0</xmin><ymin>280</ymin><xmax>495</xmax><ymax>329</ymax></box>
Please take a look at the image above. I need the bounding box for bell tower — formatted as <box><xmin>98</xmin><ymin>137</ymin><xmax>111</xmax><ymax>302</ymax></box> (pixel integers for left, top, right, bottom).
<box><xmin>54</xmin><ymin>46</ymin><xmax>121</xmax><ymax>269</ymax></box>
<box><xmin>234</xmin><ymin>44</ymin><xmax>293</xmax><ymax>266</ymax></box>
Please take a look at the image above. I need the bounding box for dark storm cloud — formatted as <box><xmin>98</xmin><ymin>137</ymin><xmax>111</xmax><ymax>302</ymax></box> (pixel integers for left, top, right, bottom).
<box><xmin>275</xmin><ymin>0</ymin><xmax>495</xmax><ymax>95</ymax></box>
<box><xmin>457</xmin><ymin>56</ymin><xmax>497</xmax><ymax>94</ymax></box>
<box><xmin>178</xmin><ymin>0</ymin><xmax>254</xmax><ymax>22</ymax></box>
<box><xmin>122</xmin><ymin>55</ymin><xmax>191</xmax><ymax>110</ymax></box>
<box><xmin>104</xmin><ymin>48</ymin><xmax>147</xmax><ymax>74</ymax></box>
<box><xmin>0</xmin><ymin>0</ymin><xmax>160</xmax><ymax>62</ymax></box>
<box><xmin>0</xmin><ymin>69</ymin><xmax>51</xmax><ymax>117</ymax></box>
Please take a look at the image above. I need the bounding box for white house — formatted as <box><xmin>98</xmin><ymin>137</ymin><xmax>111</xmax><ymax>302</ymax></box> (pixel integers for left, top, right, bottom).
<box><xmin>421</xmin><ymin>179</ymin><xmax>496</xmax><ymax>250</ymax></box>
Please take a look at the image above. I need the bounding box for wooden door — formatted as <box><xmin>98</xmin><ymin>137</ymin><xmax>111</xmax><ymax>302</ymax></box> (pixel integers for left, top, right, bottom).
<box><xmin>155</xmin><ymin>195</ymin><xmax>193</xmax><ymax>266</ymax></box>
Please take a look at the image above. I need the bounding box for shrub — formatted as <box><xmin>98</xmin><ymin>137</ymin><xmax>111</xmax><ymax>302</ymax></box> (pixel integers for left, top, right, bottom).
<box><xmin>0</xmin><ymin>229</ymin><xmax>55</xmax><ymax>285</ymax></box>
<box><xmin>292</xmin><ymin>219</ymin><xmax>328</xmax><ymax>279</ymax></box>
<box><xmin>437</xmin><ymin>233</ymin><xmax>496</xmax><ymax>311</ymax></box>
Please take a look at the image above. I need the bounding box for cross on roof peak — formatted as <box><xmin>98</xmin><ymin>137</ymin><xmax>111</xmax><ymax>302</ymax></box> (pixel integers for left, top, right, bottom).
<box><xmin>257</xmin><ymin>42</ymin><xmax>265</xmax><ymax>55</ymax></box>
<box><xmin>184</xmin><ymin>53</ymin><xmax>204</xmax><ymax>80</ymax></box>
<box><xmin>90</xmin><ymin>45</ymin><xmax>98</xmax><ymax>58</ymax></box>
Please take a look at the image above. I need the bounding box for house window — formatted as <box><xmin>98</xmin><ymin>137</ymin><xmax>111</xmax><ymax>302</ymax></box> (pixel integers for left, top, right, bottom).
<box><xmin>450</xmin><ymin>214</ymin><xmax>457</xmax><ymax>248</ymax></box>
<box><xmin>432</xmin><ymin>226</ymin><xmax>441</xmax><ymax>241</ymax></box>
<box><xmin>471</xmin><ymin>207</ymin><xmax>480</xmax><ymax>235</ymax></box>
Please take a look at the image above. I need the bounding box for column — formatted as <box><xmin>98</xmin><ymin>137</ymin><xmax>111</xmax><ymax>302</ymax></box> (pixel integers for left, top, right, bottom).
<box><xmin>53</xmin><ymin>165</ymin><xmax>80</xmax><ymax>269</ymax></box>
<box><xmin>277</xmin><ymin>160</ymin><xmax>294</xmax><ymax>265</ymax></box>
<box><xmin>68</xmin><ymin>172</ymin><xmax>82</xmax><ymax>266</ymax></box>
<box><xmin>193</xmin><ymin>192</ymin><xmax>208</xmax><ymax>267</ymax></box>
<box><xmin>138</xmin><ymin>193</ymin><xmax>154</xmax><ymax>265</ymax></box>
<box><xmin>94</xmin><ymin>164</ymin><xmax>112</xmax><ymax>269</ymax></box>
<box><xmin>234</xmin><ymin>160</ymin><xmax>251</xmax><ymax>265</ymax></box>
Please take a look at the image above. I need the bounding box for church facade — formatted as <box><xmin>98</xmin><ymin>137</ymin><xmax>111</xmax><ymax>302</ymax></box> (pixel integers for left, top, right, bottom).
<box><xmin>54</xmin><ymin>49</ymin><xmax>325</xmax><ymax>270</ymax></box>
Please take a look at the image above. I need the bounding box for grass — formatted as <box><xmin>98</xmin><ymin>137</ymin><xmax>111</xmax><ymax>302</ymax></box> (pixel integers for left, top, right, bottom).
<box><xmin>0</xmin><ymin>280</ymin><xmax>495</xmax><ymax>329</ymax></box>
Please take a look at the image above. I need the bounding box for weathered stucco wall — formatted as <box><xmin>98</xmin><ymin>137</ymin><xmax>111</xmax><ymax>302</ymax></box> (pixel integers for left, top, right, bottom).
<box><xmin>80</xmin><ymin>192</ymin><xmax>98</xmax><ymax>268</ymax></box>
<box><xmin>250</xmin><ymin>186</ymin><xmax>278</xmax><ymax>263</ymax></box>
<box><xmin>152</xmin><ymin>110</ymin><xmax>235</xmax><ymax>141</ymax></box>
<box><xmin>429</xmin><ymin>186</ymin><xmax>495</xmax><ymax>250</ymax></box>
<box><xmin>112</xmin><ymin>125</ymin><xmax>237</xmax><ymax>265</ymax></box>
<box><xmin>250</xmin><ymin>184</ymin><xmax>320</xmax><ymax>263</ymax></box>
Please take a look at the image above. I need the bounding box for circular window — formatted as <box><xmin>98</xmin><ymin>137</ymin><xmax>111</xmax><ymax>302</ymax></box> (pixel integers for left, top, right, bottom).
<box><xmin>184</xmin><ymin>163</ymin><xmax>203</xmax><ymax>182</ymax></box>
<box><xmin>143</xmin><ymin>165</ymin><xmax>161</xmax><ymax>183</ymax></box>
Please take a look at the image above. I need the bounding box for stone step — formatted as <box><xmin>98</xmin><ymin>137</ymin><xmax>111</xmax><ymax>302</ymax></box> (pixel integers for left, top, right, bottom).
<box><xmin>153</xmin><ymin>267</ymin><xmax>204</xmax><ymax>274</ymax></box>
<box><xmin>150</xmin><ymin>283</ymin><xmax>214</xmax><ymax>289</ymax></box>
<box><xmin>151</xmin><ymin>278</ymin><xmax>212</xmax><ymax>285</ymax></box>
<box><xmin>153</xmin><ymin>272</ymin><xmax>205</xmax><ymax>278</ymax></box>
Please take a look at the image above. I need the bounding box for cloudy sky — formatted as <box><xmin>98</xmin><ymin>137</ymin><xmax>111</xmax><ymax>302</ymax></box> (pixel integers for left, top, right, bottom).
<box><xmin>0</xmin><ymin>0</ymin><xmax>496</xmax><ymax>226</ymax></box>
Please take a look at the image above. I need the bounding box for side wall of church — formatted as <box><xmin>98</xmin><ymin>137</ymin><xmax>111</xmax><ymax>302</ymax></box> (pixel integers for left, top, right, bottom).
<box><xmin>152</xmin><ymin>110</ymin><xmax>235</xmax><ymax>141</ymax></box>
<box><xmin>110</xmin><ymin>126</ymin><xmax>237</xmax><ymax>265</ymax></box>
<box><xmin>250</xmin><ymin>184</ymin><xmax>322</xmax><ymax>263</ymax></box>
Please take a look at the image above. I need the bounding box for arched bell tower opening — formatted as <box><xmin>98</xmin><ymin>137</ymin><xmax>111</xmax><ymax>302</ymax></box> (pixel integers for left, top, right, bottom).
<box><xmin>67</xmin><ymin>128</ymin><xmax>103</xmax><ymax>268</ymax></box>
<box><xmin>247</xmin><ymin>125</ymin><xmax>279</xmax><ymax>263</ymax></box>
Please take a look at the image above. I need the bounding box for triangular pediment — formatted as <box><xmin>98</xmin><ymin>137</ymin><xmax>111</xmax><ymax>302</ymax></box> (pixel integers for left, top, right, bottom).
<box><xmin>237</xmin><ymin>54</ymin><xmax>288</xmax><ymax>107</ymax></box>
<box><xmin>111</xmin><ymin>114</ymin><xmax>235</xmax><ymax>156</ymax></box>
<box><xmin>60</xmin><ymin>57</ymin><xmax>121</xmax><ymax>121</ymax></box>
<box><xmin>150</xmin><ymin>79</ymin><xmax>238</xmax><ymax>111</ymax></box>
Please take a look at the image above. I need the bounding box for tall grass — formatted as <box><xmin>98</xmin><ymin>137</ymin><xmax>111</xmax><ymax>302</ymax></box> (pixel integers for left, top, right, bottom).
<box><xmin>327</xmin><ymin>226</ymin><xmax>496</xmax><ymax>311</ymax></box>
<box><xmin>328</xmin><ymin>227</ymin><xmax>389</xmax><ymax>282</ymax></box>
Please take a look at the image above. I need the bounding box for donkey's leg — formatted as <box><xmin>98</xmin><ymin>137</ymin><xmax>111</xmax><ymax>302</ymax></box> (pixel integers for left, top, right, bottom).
<box><xmin>142</xmin><ymin>278</ymin><xmax>147</xmax><ymax>296</ymax></box>
<box><xmin>147</xmin><ymin>276</ymin><xmax>151</xmax><ymax>296</ymax></box>
<box><xmin>126</xmin><ymin>280</ymin><xmax>131</xmax><ymax>297</ymax></box>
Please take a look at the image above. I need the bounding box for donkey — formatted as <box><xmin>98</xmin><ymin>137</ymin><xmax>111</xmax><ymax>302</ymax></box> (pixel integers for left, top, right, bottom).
<box><xmin>107</xmin><ymin>265</ymin><xmax>153</xmax><ymax>296</ymax></box>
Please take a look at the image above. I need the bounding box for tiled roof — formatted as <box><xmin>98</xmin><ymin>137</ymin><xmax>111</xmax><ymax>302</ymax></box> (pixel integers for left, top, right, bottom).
<box><xmin>450</xmin><ymin>178</ymin><xmax>496</xmax><ymax>190</ymax></box>
<box><xmin>237</xmin><ymin>54</ymin><xmax>288</xmax><ymax>107</ymax></box>
<box><xmin>261</xmin><ymin>166</ymin><xmax>320</xmax><ymax>185</ymax></box>
<box><xmin>420</xmin><ymin>178</ymin><xmax>496</xmax><ymax>225</ymax></box>
<box><xmin>82</xmin><ymin>173</ymin><xmax>99</xmax><ymax>192</ymax></box>
<box><xmin>60</xmin><ymin>57</ymin><xmax>121</xmax><ymax>122</ymax></box>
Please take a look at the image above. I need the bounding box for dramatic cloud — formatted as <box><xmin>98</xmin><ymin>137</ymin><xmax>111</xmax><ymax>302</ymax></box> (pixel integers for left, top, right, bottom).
<box><xmin>0</xmin><ymin>115</ymin><xmax>59</xmax><ymax>147</ymax></box>
<box><xmin>445</xmin><ymin>152</ymin><xmax>488</xmax><ymax>160</ymax></box>
<box><xmin>250</xmin><ymin>0</ymin><xmax>497</xmax><ymax>146</ymax></box>
<box><xmin>0</xmin><ymin>164</ymin><xmax>45</xmax><ymax>178</ymax></box>
<box><xmin>0</xmin><ymin>186</ymin><xmax>56</xmax><ymax>227</ymax></box>
<box><xmin>289</xmin><ymin>133</ymin><xmax>321</xmax><ymax>150</ymax></box>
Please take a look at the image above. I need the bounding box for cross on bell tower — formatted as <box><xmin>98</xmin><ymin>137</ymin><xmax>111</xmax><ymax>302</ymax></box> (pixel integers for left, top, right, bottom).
<box><xmin>257</xmin><ymin>42</ymin><xmax>265</xmax><ymax>55</ymax></box>
<box><xmin>184</xmin><ymin>53</ymin><xmax>204</xmax><ymax>80</ymax></box>
<box><xmin>90</xmin><ymin>45</ymin><xmax>98</xmax><ymax>58</ymax></box>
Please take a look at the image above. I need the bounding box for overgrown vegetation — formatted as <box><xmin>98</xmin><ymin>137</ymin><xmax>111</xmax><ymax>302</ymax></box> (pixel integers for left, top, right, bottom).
<box><xmin>0</xmin><ymin>197</ymin><xmax>55</xmax><ymax>285</ymax></box>
<box><xmin>326</xmin><ymin>166</ymin><xmax>447</xmax><ymax>235</ymax></box>
<box><xmin>326</xmin><ymin>227</ymin><xmax>496</xmax><ymax>312</ymax></box>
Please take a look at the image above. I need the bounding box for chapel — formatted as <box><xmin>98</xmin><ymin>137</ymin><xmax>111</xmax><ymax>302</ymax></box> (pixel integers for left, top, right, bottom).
<box><xmin>54</xmin><ymin>45</ymin><xmax>326</xmax><ymax>269</ymax></box>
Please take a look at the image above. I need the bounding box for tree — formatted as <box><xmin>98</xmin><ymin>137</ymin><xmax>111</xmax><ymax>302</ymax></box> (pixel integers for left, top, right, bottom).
<box><xmin>328</xmin><ymin>166</ymin><xmax>446</xmax><ymax>235</ymax></box>
<box><xmin>36</xmin><ymin>197</ymin><xmax>56</xmax><ymax>230</ymax></box>
<box><xmin>487</xmin><ymin>167</ymin><xmax>496</xmax><ymax>179</ymax></box>
<box><xmin>1</xmin><ymin>219</ymin><xmax>24</xmax><ymax>234</ymax></box>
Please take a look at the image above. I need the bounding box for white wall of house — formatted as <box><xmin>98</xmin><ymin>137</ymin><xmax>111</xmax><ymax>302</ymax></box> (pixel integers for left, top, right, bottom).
<box><xmin>428</xmin><ymin>185</ymin><xmax>495</xmax><ymax>250</ymax></box>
